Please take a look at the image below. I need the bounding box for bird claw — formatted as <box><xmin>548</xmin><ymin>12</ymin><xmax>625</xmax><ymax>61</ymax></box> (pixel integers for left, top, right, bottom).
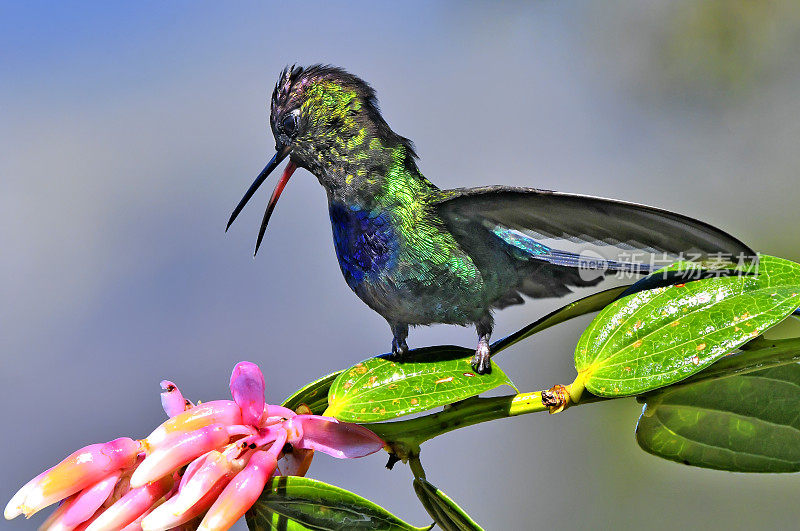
<box><xmin>471</xmin><ymin>341</ymin><xmax>491</xmax><ymax>374</ymax></box>
<box><xmin>389</xmin><ymin>337</ymin><xmax>409</xmax><ymax>361</ymax></box>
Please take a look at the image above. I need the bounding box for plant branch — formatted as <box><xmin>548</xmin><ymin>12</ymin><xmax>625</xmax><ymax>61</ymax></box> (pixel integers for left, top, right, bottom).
<box><xmin>369</xmin><ymin>391</ymin><xmax>552</xmax><ymax>455</ymax></box>
<box><xmin>370</xmin><ymin>335</ymin><xmax>800</xmax><ymax>455</ymax></box>
<box><xmin>408</xmin><ymin>456</ymin><xmax>426</xmax><ymax>479</ymax></box>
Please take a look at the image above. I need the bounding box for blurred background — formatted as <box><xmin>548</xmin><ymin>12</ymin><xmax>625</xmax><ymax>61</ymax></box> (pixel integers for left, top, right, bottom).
<box><xmin>3</xmin><ymin>1</ymin><xmax>800</xmax><ymax>529</ymax></box>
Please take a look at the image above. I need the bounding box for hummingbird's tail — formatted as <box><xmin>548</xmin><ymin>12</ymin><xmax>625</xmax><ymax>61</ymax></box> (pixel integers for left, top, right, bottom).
<box><xmin>509</xmin><ymin>243</ymin><xmax>654</xmax><ymax>275</ymax></box>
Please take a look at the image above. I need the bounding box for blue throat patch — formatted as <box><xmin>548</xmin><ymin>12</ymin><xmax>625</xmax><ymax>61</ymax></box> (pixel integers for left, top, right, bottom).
<box><xmin>329</xmin><ymin>202</ymin><xmax>398</xmax><ymax>289</ymax></box>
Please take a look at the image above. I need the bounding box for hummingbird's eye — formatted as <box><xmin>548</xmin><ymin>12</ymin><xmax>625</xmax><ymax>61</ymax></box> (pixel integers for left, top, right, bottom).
<box><xmin>281</xmin><ymin>113</ymin><xmax>298</xmax><ymax>137</ymax></box>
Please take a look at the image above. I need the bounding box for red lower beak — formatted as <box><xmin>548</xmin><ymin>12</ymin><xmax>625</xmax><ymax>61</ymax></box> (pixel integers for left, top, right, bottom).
<box><xmin>254</xmin><ymin>161</ymin><xmax>297</xmax><ymax>256</ymax></box>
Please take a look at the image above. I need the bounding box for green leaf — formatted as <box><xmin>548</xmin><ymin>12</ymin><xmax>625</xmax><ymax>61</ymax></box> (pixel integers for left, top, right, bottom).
<box><xmin>281</xmin><ymin>371</ymin><xmax>342</xmax><ymax>415</ymax></box>
<box><xmin>413</xmin><ymin>478</ymin><xmax>483</xmax><ymax>531</ymax></box>
<box><xmin>646</xmin><ymin>336</ymin><xmax>800</xmax><ymax>390</ymax></box>
<box><xmin>490</xmin><ymin>285</ymin><xmax>631</xmax><ymax>354</ymax></box>
<box><xmin>245</xmin><ymin>476</ymin><xmax>430</xmax><ymax>531</ymax></box>
<box><xmin>636</xmin><ymin>363</ymin><xmax>800</xmax><ymax>472</ymax></box>
<box><xmin>325</xmin><ymin>346</ymin><xmax>515</xmax><ymax>422</ymax></box>
<box><xmin>575</xmin><ymin>255</ymin><xmax>800</xmax><ymax>397</ymax></box>
<box><xmin>614</xmin><ymin>259</ymin><xmax>745</xmax><ymax>300</ymax></box>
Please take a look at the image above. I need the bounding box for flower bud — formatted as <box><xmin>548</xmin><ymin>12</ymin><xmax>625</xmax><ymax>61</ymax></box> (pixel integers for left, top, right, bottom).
<box><xmin>261</xmin><ymin>404</ymin><xmax>296</xmax><ymax>425</ymax></box>
<box><xmin>39</xmin><ymin>494</ymin><xmax>75</xmax><ymax>531</ymax></box>
<box><xmin>141</xmin><ymin>476</ymin><xmax>226</xmax><ymax>531</ymax></box>
<box><xmin>42</xmin><ymin>471</ymin><xmax>121</xmax><ymax>530</ymax></box>
<box><xmin>4</xmin><ymin>468</ymin><xmax>50</xmax><ymax>520</ymax></box>
<box><xmin>165</xmin><ymin>450</ymin><xmax>238</xmax><ymax>517</ymax></box>
<box><xmin>131</xmin><ymin>425</ymin><xmax>232</xmax><ymax>488</ymax></box>
<box><xmin>145</xmin><ymin>401</ymin><xmax>242</xmax><ymax>449</ymax></box>
<box><xmin>118</xmin><ymin>502</ymin><xmax>160</xmax><ymax>531</ymax></box>
<box><xmin>140</xmin><ymin>448</ymin><xmax>246</xmax><ymax>531</ymax></box>
<box><xmin>230</xmin><ymin>362</ymin><xmax>266</xmax><ymax>427</ymax></box>
<box><xmin>198</xmin><ymin>450</ymin><xmax>277</xmax><ymax>531</ymax></box>
<box><xmin>7</xmin><ymin>438</ymin><xmax>141</xmax><ymax>518</ymax></box>
<box><xmin>71</xmin><ymin>508</ymin><xmax>102</xmax><ymax>531</ymax></box>
<box><xmin>178</xmin><ymin>451</ymin><xmax>212</xmax><ymax>491</ymax></box>
<box><xmin>85</xmin><ymin>475</ymin><xmax>173</xmax><ymax>531</ymax></box>
<box><xmin>160</xmin><ymin>381</ymin><xmax>190</xmax><ymax>418</ymax></box>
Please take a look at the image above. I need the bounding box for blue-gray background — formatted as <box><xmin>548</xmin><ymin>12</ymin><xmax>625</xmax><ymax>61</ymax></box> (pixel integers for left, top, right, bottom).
<box><xmin>3</xmin><ymin>1</ymin><xmax>800</xmax><ymax>529</ymax></box>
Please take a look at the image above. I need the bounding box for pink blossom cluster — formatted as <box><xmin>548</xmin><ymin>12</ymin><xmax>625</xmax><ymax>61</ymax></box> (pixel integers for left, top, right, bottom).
<box><xmin>5</xmin><ymin>362</ymin><xmax>384</xmax><ymax>530</ymax></box>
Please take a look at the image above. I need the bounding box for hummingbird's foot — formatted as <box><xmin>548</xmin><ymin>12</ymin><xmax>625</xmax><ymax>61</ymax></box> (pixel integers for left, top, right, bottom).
<box><xmin>389</xmin><ymin>337</ymin><xmax>409</xmax><ymax>361</ymax></box>
<box><xmin>388</xmin><ymin>323</ymin><xmax>409</xmax><ymax>361</ymax></box>
<box><xmin>472</xmin><ymin>317</ymin><xmax>493</xmax><ymax>374</ymax></box>
<box><xmin>471</xmin><ymin>338</ymin><xmax>491</xmax><ymax>374</ymax></box>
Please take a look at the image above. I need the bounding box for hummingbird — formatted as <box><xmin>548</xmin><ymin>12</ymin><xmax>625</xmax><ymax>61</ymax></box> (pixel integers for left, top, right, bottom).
<box><xmin>227</xmin><ymin>65</ymin><xmax>753</xmax><ymax>374</ymax></box>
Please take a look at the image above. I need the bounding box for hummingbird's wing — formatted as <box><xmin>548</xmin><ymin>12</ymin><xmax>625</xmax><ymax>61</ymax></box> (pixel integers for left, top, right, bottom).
<box><xmin>432</xmin><ymin>186</ymin><xmax>754</xmax><ymax>258</ymax></box>
<box><xmin>432</xmin><ymin>186</ymin><xmax>755</xmax><ymax>307</ymax></box>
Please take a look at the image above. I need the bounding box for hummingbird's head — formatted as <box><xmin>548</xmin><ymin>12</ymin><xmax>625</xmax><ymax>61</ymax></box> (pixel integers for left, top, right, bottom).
<box><xmin>269</xmin><ymin>65</ymin><xmax>387</xmax><ymax>170</ymax></box>
<box><xmin>227</xmin><ymin>64</ymin><xmax>416</xmax><ymax>255</ymax></box>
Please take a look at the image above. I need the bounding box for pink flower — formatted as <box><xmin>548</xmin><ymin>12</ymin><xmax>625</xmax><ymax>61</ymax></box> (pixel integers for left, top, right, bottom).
<box><xmin>159</xmin><ymin>380</ymin><xmax>193</xmax><ymax>418</ymax></box>
<box><xmin>229</xmin><ymin>362</ymin><xmax>266</xmax><ymax>427</ymax></box>
<box><xmin>4</xmin><ymin>438</ymin><xmax>141</xmax><ymax>520</ymax></box>
<box><xmin>5</xmin><ymin>361</ymin><xmax>384</xmax><ymax>531</ymax></box>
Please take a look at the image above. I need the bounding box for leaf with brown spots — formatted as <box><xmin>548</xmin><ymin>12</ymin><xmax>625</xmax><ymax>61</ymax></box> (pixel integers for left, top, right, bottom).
<box><xmin>324</xmin><ymin>346</ymin><xmax>515</xmax><ymax>422</ymax></box>
<box><xmin>575</xmin><ymin>255</ymin><xmax>800</xmax><ymax>397</ymax></box>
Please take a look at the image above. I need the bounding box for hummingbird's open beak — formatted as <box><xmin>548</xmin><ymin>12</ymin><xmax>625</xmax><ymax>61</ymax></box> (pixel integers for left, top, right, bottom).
<box><xmin>226</xmin><ymin>144</ymin><xmax>297</xmax><ymax>256</ymax></box>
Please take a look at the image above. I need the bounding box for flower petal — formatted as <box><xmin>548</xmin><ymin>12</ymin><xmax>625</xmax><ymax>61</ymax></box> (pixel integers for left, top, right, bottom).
<box><xmin>265</xmin><ymin>404</ymin><xmax>295</xmax><ymax>420</ymax></box>
<box><xmin>160</xmin><ymin>381</ymin><xmax>190</xmax><ymax>418</ymax></box>
<box><xmin>145</xmin><ymin>401</ymin><xmax>242</xmax><ymax>449</ymax></box>
<box><xmin>72</xmin><ymin>507</ymin><xmax>103</xmax><ymax>531</ymax></box>
<box><xmin>165</xmin><ymin>450</ymin><xmax>235</xmax><ymax>517</ymax></box>
<box><xmin>284</xmin><ymin>415</ymin><xmax>384</xmax><ymax>458</ymax></box>
<box><xmin>39</xmin><ymin>494</ymin><xmax>76</xmax><ymax>531</ymax></box>
<box><xmin>197</xmin><ymin>450</ymin><xmax>277</xmax><ymax>531</ymax></box>
<box><xmin>4</xmin><ymin>468</ymin><xmax>50</xmax><ymax>519</ymax></box>
<box><xmin>8</xmin><ymin>438</ymin><xmax>141</xmax><ymax>518</ymax></box>
<box><xmin>132</xmin><ymin>426</ymin><xmax>232</xmax><ymax>489</ymax></box>
<box><xmin>44</xmin><ymin>471</ymin><xmax>121</xmax><ymax>529</ymax></box>
<box><xmin>118</xmin><ymin>501</ymin><xmax>161</xmax><ymax>531</ymax></box>
<box><xmin>141</xmin><ymin>476</ymin><xmax>226</xmax><ymax>531</ymax></box>
<box><xmin>140</xmin><ymin>447</ymin><xmax>245</xmax><ymax>531</ymax></box>
<box><xmin>85</xmin><ymin>475</ymin><xmax>173</xmax><ymax>531</ymax></box>
<box><xmin>178</xmin><ymin>451</ymin><xmax>212</xmax><ymax>491</ymax></box>
<box><xmin>229</xmin><ymin>362</ymin><xmax>265</xmax><ymax>427</ymax></box>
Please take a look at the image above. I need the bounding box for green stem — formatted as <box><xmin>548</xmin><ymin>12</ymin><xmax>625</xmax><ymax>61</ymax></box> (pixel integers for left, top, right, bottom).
<box><xmin>408</xmin><ymin>456</ymin><xmax>426</xmax><ymax>479</ymax></box>
<box><xmin>369</xmin><ymin>391</ymin><xmax>550</xmax><ymax>451</ymax></box>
